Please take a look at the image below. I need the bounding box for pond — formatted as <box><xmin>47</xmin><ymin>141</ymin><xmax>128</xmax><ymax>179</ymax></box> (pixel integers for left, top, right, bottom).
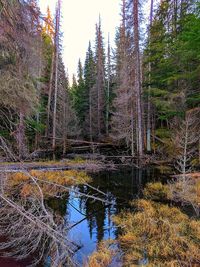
<box><xmin>47</xmin><ymin>166</ymin><xmax>164</xmax><ymax>265</ymax></box>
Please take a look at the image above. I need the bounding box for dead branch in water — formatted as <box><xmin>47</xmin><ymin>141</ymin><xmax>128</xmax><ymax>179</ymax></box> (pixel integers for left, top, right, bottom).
<box><xmin>0</xmin><ymin>138</ymin><xmax>112</xmax><ymax>266</ymax></box>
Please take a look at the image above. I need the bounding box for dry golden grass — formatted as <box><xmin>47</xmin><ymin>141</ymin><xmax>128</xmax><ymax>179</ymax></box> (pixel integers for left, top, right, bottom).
<box><xmin>7</xmin><ymin>170</ymin><xmax>91</xmax><ymax>198</ymax></box>
<box><xmin>85</xmin><ymin>240</ymin><xmax>116</xmax><ymax>267</ymax></box>
<box><xmin>0</xmin><ymin>158</ymin><xmax>94</xmax><ymax>167</ymax></box>
<box><xmin>169</xmin><ymin>176</ymin><xmax>200</xmax><ymax>215</ymax></box>
<box><xmin>113</xmin><ymin>199</ymin><xmax>200</xmax><ymax>266</ymax></box>
<box><xmin>143</xmin><ymin>182</ymin><xmax>169</xmax><ymax>200</ymax></box>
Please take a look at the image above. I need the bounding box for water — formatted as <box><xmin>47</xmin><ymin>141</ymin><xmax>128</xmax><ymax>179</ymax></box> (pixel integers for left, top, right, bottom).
<box><xmin>48</xmin><ymin>166</ymin><xmax>163</xmax><ymax>265</ymax></box>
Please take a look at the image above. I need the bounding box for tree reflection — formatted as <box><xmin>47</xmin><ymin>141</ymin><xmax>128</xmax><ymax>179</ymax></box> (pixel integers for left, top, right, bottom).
<box><xmin>0</xmin><ymin>172</ymin><xmax>79</xmax><ymax>267</ymax></box>
<box><xmin>0</xmin><ymin>166</ymin><xmax>108</xmax><ymax>266</ymax></box>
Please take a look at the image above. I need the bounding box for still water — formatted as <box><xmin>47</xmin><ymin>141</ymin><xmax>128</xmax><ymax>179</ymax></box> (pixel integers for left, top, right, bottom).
<box><xmin>48</xmin><ymin>167</ymin><xmax>163</xmax><ymax>265</ymax></box>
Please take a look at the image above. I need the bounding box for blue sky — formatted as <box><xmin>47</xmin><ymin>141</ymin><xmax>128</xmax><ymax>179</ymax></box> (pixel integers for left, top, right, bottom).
<box><xmin>39</xmin><ymin>0</ymin><xmax>121</xmax><ymax>81</ymax></box>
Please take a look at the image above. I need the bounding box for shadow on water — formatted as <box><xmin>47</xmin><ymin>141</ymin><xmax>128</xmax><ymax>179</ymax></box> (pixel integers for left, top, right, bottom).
<box><xmin>48</xmin><ymin>166</ymin><xmax>164</xmax><ymax>265</ymax></box>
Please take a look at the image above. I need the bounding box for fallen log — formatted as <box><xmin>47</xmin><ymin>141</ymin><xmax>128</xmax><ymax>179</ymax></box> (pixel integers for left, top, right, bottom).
<box><xmin>41</xmin><ymin>136</ymin><xmax>116</xmax><ymax>146</ymax></box>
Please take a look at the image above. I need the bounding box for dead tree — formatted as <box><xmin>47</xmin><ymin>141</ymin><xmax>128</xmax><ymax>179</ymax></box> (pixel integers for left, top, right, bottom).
<box><xmin>106</xmin><ymin>34</ymin><xmax>111</xmax><ymax>136</ymax></box>
<box><xmin>172</xmin><ymin>108</ymin><xmax>200</xmax><ymax>181</ymax></box>
<box><xmin>111</xmin><ymin>0</ymin><xmax>135</xmax><ymax>155</ymax></box>
<box><xmin>0</xmin><ymin>138</ymin><xmax>112</xmax><ymax>266</ymax></box>
<box><xmin>133</xmin><ymin>0</ymin><xmax>144</xmax><ymax>158</ymax></box>
<box><xmin>52</xmin><ymin>0</ymin><xmax>61</xmax><ymax>151</ymax></box>
<box><xmin>169</xmin><ymin>108</ymin><xmax>200</xmax><ymax>216</ymax></box>
<box><xmin>146</xmin><ymin>0</ymin><xmax>154</xmax><ymax>152</ymax></box>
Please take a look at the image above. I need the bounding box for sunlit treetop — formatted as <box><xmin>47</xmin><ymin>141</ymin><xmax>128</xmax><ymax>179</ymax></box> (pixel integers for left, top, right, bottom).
<box><xmin>43</xmin><ymin>6</ymin><xmax>54</xmax><ymax>39</ymax></box>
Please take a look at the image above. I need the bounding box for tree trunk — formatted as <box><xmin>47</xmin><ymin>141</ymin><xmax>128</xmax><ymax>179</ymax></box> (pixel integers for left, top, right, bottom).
<box><xmin>46</xmin><ymin>50</ymin><xmax>55</xmax><ymax>137</ymax></box>
<box><xmin>17</xmin><ymin>112</ymin><xmax>26</xmax><ymax>159</ymax></box>
<box><xmin>35</xmin><ymin>35</ymin><xmax>43</xmax><ymax>149</ymax></box>
<box><xmin>52</xmin><ymin>47</ymin><xmax>58</xmax><ymax>151</ymax></box>
<box><xmin>133</xmin><ymin>0</ymin><xmax>144</xmax><ymax>158</ymax></box>
<box><xmin>106</xmin><ymin>34</ymin><xmax>111</xmax><ymax>136</ymax></box>
<box><xmin>147</xmin><ymin>0</ymin><xmax>154</xmax><ymax>152</ymax></box>
<box><xmin>52</xmin><ymin>0</ymin><xmax>61</xmax><ymax>151</ymax></box>
<box><xmin>89</xmin><ymin>87</ymin><xmax>93</xmax><ymax>142</ymax></box>
<box><xmin>62</xmin><ymin>91</ymin><xmax>67</xmax><ymax>155</ymax></box>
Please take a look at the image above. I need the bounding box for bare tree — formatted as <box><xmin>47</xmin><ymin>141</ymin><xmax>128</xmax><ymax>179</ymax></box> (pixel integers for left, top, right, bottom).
<box><xmin>106</xmin><ymin>34</ymin><xmax>111</xmax><ymax>136</ymax></box>
<box><xmin>172</xmin><ymin>108</ymin><xmax>200</xmax><ymax>180</ymax></box>
<box><xmin>146</xmin><ymin>0</ymin><xmax>154</xmax><ymax>152</ymax></box>
<box><xmin>111</xmin><ymin>0</ymin><xmax>134</xmax><ymax>154</ymax></box>
<box><xmin>0</xmin><ymin>174</ymin><xmax>78</xmax><ymax>267</ymax></box>
<box><xmin>52</xmin><ymin>0</ymin><xmax>61</xmax><ymax>151</ymax></box>
<box><xmin>169</xmin><ymin>108</ymin><xmax>200</xmax><ymax>216</ymax></box>
<box><xmin>0</xmin><ymin>138</ymin><xmax>111</xmax><ymax>266</ymax></box>
<box><xmin>133</xmin><ymin>0</ymin><xmax>144</xmax><ymax>158</ymax></box>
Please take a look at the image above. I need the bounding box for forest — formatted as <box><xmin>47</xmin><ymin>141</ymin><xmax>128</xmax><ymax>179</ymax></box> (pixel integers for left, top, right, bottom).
<box><xmin>0</xmin><ymin>0</ymin><xmax>200</xmax><ymax>266</ymax></box>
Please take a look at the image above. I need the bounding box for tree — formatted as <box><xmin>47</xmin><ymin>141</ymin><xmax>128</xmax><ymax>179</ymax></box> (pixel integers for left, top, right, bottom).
<box><xmin>94</xmin><ymin>17</ymin><xmax>106</xmax><ymax>139</ymax></box>
<box><xmin>105</xmin><ymin>34</ymin><xmax>111</xmax><ymax>135</ymax></box>
<box><xmin>133</xmin><ymin>0</ymin><xmax>144</xmax><ymax>158</ymax></box>
<box><xmin>111</xmin><ymin>0</ymin><xmax>134</xmax><ymax>154</ymax></box>
<box><xmin>52</xmin><ymin>0</ymin><xmax>61</xmax><ymax>151</ymax></box>
<box><xmin>43</xmin><ymin>6</ymin><xmax>54</xmax><ymax>39</ymax></box>
<box><xmin>146</xmin><ymin>0</ymin><xmax>154</xmax><ymax>152</ymax></box>
<box><xmin>172</xmin><ymin>108</ymin><xmax>200</xmax><ymax>179</ymax></box>
<box><xmin>144</xmin><ymin>0</ymin><xmax>200</xmax><ymax>128</ymax></box>
<box><xmin>84</xmin><ymin>42</ymin><xmax>96</xmax><ymax>141</ymax></box>
<box><xmin>72</xmin><ymin>59</ymin><xmax>86</xmax><ymax>133</ymax></box>
<box><xmin>0</xmin><ymin>0</ymin><xmax>42</xmax><ymax>158</ymax></box>
<box><xmin>111</xmin><ymin>0</ymin><xmax>144</xmax><ymax>157</ymax></box>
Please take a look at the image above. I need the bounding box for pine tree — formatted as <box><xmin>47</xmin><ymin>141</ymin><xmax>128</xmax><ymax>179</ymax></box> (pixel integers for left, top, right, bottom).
<box><xmin>94</xmin><ymin>17</ymin><xmax>106</xmax><ymax>140</ymax></box>
<box><xmin>72</xmin><ymin>59</ymin><xmax>86</xmax><ymax>132</ymax></box>
<box><xmin>84</xmin><ymin>42</ymin><xmax>96</xmax><ymax>141</ymax></box>
<box><xmin>43</xmin><ymin>6</ymin><xmax>54</xmax><ymax>39</ymax></box>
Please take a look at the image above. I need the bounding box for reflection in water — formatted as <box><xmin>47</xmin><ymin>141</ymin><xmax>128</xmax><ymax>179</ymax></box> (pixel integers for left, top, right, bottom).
<box><xmin>0</xmin><ymin>166</ymin><xmax>162</xmax><ymax>266</ymax></box>
<box><xmin>61</xmin><ymin>167</ymin><xmax>162</xmax><ymax>264</ymax></box>
<box><xmin>0</xmin><ymin>171</ymin><xmax>83</xmax><ymax>267</ymax></box>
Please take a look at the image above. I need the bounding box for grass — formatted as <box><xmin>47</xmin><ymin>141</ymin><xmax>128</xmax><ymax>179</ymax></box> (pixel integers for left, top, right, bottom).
<box><xmin>7</xmin><ymin>170</ymin><xmax>92</xmax><ymax>198</ymax></box>
<box><xmin>0</xmin><ymin>158</ymin><xmax>95</xmax><ymax>166</ymax></box>
<box><xmin>143</xmin><ymin>182</ymin><xmax>169</xmax><ymax>200</ymax></box>
<box><xmin>113</xmin><ymin>199</ymin><xmax>200</xmax><ymax>266</ymax></box>
<box><xmin>85</xmin><ymin>240</ymin><xmax>116</xmax><ymax>267</ymax></box>
<box><xmin>87</xmin><ymin>178</ymin><xmax>200</xmax><ymax>266</ymax></box>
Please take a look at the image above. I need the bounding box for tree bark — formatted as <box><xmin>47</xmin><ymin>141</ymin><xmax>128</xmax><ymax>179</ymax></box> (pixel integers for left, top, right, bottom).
<box><xmin>147</xmin><ymin>0</ymin><xmax>154</xmax><ymax>152</ymax></box>
<box><xmin>46</xmin><ymin>50</ymin><xmax>55</xmax><ymax>137</ymax></box>
<box><xmin>133</xmin><ymin>0</ymin><xmax>144</xmax><ymax>158</ymax></box>
<box><xmin>17</xmin><ymin>111</ymin><xmax>26</xmax><ymax>159</ymax></box>
<box><xmin>52</xmin><ymin>0</ymin><xmax>61</xmax><ymax>151</ymax></box>
<box><xmin>106</xmin><ymin>34</ymin><xmax>111</xmax><ymax>136</ymax></box>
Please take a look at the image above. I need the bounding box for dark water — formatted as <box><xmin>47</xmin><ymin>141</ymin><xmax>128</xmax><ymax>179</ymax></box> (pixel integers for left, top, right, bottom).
<box><xmin>49</xmin><ymin>166</ymin><xmax>163</xmax><ymax>265</ymax></box>
<box><xmin>0</xmin><ymin>167</ymin><xmax>163</xmax><ymax>266</ymax></box>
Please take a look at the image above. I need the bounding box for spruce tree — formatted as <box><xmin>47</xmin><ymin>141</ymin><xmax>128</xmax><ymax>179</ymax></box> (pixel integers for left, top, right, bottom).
<box><xmin>84</xmin><ymin>42</ymin><xmax>96</xmax><ymax>140</ymax></box>
<box><xmin>94</xmin><ymin>17</ymin><xmax>106</xmax><ymax>140</ymax></box>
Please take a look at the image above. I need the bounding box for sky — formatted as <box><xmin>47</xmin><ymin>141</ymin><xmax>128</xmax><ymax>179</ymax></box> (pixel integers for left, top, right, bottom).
<box><xmin>39</xmin><ymin>0</ymin><xmax>121</xmax><ymax>81</ymax></box>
